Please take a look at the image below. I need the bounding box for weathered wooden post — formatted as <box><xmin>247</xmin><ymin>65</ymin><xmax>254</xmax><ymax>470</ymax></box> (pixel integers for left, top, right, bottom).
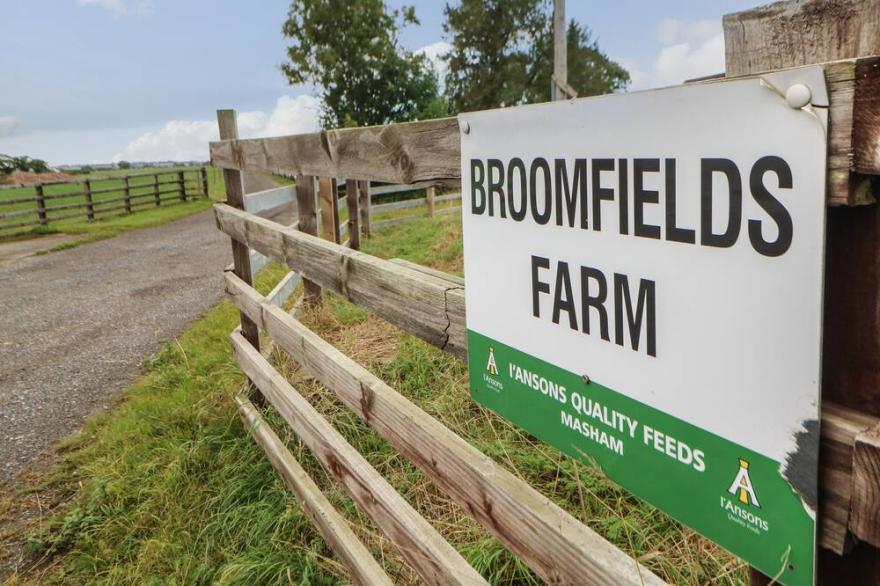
<box><xmin>346</xmin><ymin>179</ymin><xmax>361</xmax><ymax>250</ymax></box>
<box><xmin>721</xmin><ymin>1</ymin><xmax>880</xmax><ymax>583</ymax></box>
<box><xmin>217</xmin><ymin>109</ymin><xmax>260</xmax><ymax>356</ymax></box>
<box><xmin>123</xmin><ymin>176</ymin><xmax>132</xmax><ymax>213</ymax></box>
<box><xmin>426</xmin><ymin>185</ymin><xmax>436</xmax><ymax>218</ymax></box>
<box><xmin>83</xmin><ymin>179</ymin><xmax>95</xmax><ymax>220</ymax></box>
<box><xmin>153</xmin><ymin>173</ymin><xmax>161</xmax><ymax>206</ymax></box>
<box><xmin>357</xmin><ymin>179</ymin><xmax>371</xmax><ymax>237</ymax></box>
<box><xmin>34</xmin><ymin>183</ymin><xmax>47</xmax><ymax>225</ymax></box>
<box><xmin>551</xmin><ymin>0</ymin><xmax>566</xmax><ymax>101</ymax></box>
<box><xmin>295</xmin><ymin>174</ymin><xmax>322</xmax><ymax>305</ymax></box>
<box><xmin>178</xmin><ymin>170</ymin><xmax>186</xmax><ymax>201</ymax></box>
<box><xmin>319</xmin><ymin>176</ymin><xmax>340</xmax><ymax>243</ymax></box>
<box><xmin>200</xmin><ymin>167</ymin><xmax>209</xmax><ymax>198</ymax></box>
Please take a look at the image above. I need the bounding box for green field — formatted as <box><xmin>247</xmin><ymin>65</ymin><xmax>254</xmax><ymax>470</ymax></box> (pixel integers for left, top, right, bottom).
<box><xmin>0</xmin><ymin>167</ymin><xmax>228</xmax><ymax>250</ymax></box>
<box><xmin>2</xmin><ymin>213</ymin><xmax>744</xmax><ymax>585</ymax></box>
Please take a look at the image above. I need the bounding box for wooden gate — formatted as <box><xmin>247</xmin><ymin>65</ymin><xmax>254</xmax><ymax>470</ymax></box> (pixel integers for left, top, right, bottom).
<box><xmin>211</xmin><ymin>1</ymin><xmax>880</xmax><ymax>583</ymax></box>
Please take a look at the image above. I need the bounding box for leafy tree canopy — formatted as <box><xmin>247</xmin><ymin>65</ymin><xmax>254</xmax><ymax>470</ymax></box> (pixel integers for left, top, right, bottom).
<box><xmin>282</xmin><ymin>0</ymin><xmax>445</xmax><ymax>128</ymax></box>
<box><xmin>443</xmin><ymin>0</ymin><xmax>630</xmax><ymax>112</ymax></box>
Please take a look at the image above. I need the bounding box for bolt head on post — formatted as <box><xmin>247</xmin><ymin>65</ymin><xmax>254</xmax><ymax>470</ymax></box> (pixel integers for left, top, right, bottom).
<box><xmin>785</xmin><ymin>84</ymin><xmax>812</xmax><ymax>109</ymax></box>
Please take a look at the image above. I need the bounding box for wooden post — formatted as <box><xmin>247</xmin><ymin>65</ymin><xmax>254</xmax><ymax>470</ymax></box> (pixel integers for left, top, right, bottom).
<box><xmin>123</xmin><ymin>176</ymin><xmax>132</xmax><ymax>213</ymax></box>
<box><xmin>178</xmin><ymin>170</ymin><xmax>186</xmax><ymax>201</ymax></box>
<box><xmin>318</xmin><ymin>176</ymin><xmax>340</xmax><ymax>243</ymax></box>
<box><xmin>153</xmin><ymin>173</ymin><xmax>161</xmax><ymax>206</ymax></box>
<box><xmin>201</xmin><ymin>167</ymin><xmax>209</xmax><ymax>198</ymax></box>
<box><xmin>83</xmin><ymin>179</ymin><xmax>95</xmax><ymax>220</ymax></box>
<box><xmin>34</xmin><ymin>183</ymin><xmax>47</xmax><ymax>225</ymax></box>
<box><xmin>426</xmin><ymin>185</ymin><xmax>436</xmax><ymax>218</ymax></box>
<box><xmin>295</xmin><ymin>174</ymin><xmax>322</xmax><ymax>305</ymax></box>
<box><xmin>357</xmin><ymin>179</ymin><xmax>371</xmax><ymax>238</ymax></box>
<box><xmin>217</xmin><ymin>109</ymin><xmax>260</xmax><ymax>357</ymax></box>
<box><xmin>721</xmin><ymin>2</ymin><xmax>880</xmax><ymax>583</ymax></box>
<box><xmin>551</xmin><ymin>0</ymin><xmax>566</xmax><ymax>101</ymax></box>
<box><xmin>346</xmin><ymin>179</ymin><xmax>361</xmax><ymax>250</ymax></box>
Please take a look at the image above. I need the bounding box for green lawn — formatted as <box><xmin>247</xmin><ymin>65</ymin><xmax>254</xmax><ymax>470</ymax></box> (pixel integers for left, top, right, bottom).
<box><xmin>0</xmin><ymin>167</ymin><xmax>226</xmax><ymax>244</ymax></box>
<box><xmin>0</xmin><ymin>167</ymin><xmax>227</xmax><ymax>251</ymax></box>
<box><xmin>2</xmin><ymin>213</ymin><xmax>744</xmax><ymax>585</ymax></box>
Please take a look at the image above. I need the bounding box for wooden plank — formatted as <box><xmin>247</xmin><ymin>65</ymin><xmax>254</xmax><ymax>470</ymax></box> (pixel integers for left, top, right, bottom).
<box><xmin>372</xmin><ymin>206</ymin><xmax>461</xmax><ymax>231</ymax></box>
<box><xmin>210</xmin><ymin>117</ymin><xmax>460</xmax><ymax>185</ymax></box>
<box><xmin>123</xmin><ymin>176</ymin><xmax>132</xmax><ymax>213</ymax></box>
<box><xmin>218</xmin><ymin>109</ymin><xmax>261</xmax><ymax>356</ymax></box>
<box><xmin>345</xmin><ymin>179</ymin><xmax>360</xmax><ymax>250</ymax></box>
<box><xmin>153</xmin><ymin>173</ymin><xmax>161</xmax><ymax>206</ymax></box>
<box><xmin>209</xmin><ymin>63</ymin><xmax>880</xmax><ymax>206</ymax></box>
<box><xmin>318</xmin><ymin>176</ymin><xmax>339</xmax><ymax>243</ymax></box>
<box><xmin>235</xmin><ymin>395</ymin><xmax>393</xmax><ymax>586</ymax></box>
<box><xmin>389</xmin><ymin>259</ymin><xmax>465</xmax><ymax>286</ymax></box>
<box><xmin>82</xmin><ymin>179</ymin><xmax>95</xmax><ymax>220</ymax></box>
<box><xmin>201</xmin><ymin>167</ymin><xmax>209</xmax><ymax>197</ymax></box>
<box><xmin>426</xmin><ymin>186</ymin><xmax>435</xmax><ymax>217</ymax></box>
<box><xmin>851</xmin><ymin>421</ymin><xmax>880</xmax><ymax>547</ymax></box>
<box><xmin>224</xmin><ymin>273</ymin><xmax>664</xmax><ymax>586</ymax></box>
<box><xmin>34</xmin><ymin>184</ymin><xmax>47</xmax><ymax>225</ymax></box>
<box><xmin>723</xmin><ymin>0</ymin><xmax>880</xmax><ymax>77</ymax></box>
<box><xmin>214</xmin><ymin>204</ymin><xmax>465</xmax><ymax>357</ymax></box>
<box><xmin>357</xmin><ymin>179</ymin><xmax>371</xmax><ymax>238</ymax></box>
<box><xmin>178</xmin><ymin>170</ymin><xmax>186</xmax><ymax>201</ymax></box>
<box><xmin>230</xmin><ymin>333</ymin><xmax>486</xmax><ymax>585</ymax></box>
<box><xmin>295</xmin><ymin>174</ymin><xmax>322</xmax><ymax>305</ymax></box>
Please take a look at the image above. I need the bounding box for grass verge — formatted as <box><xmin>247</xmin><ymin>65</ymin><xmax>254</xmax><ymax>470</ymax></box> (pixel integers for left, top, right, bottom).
<box><xmin>2</xmin><ymin>213</ymin><xmax>744</xmax><ymax>585</ymax></box>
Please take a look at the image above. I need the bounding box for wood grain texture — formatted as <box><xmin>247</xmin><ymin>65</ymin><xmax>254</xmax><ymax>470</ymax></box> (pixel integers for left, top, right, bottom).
<box><xmin>224</xmin><ymin>273</ymin><xmax>664</xmax><ymax>586</ymax></box>
<box><xmin>357</xmin><ymin>179</ymin><xmax>371</xmax><ymax>238</ymax></box>
<box><xmin>345</xmin><ymin>179</ymin><xmax>360</xmax><ymax>250</ymax></box>
<box><xmin>210</xmin><ymin>117</ymin><xmax>460</xmax><ymax>184</ymax></box>
<box><xmin>723</xmin><ymin>0</ymin><xmax>880</xmax><ymax>77</ymax></box>
<box><xmin>230</xmin><ymin>333</ymin><xmax>486</xmax><ymax>586</ymax></box>
<box><xmin>295</xmin><ymin>174</ymin><xmax>322</xmax><ymax>305</ymax></box>
<box><xmin>34</xmin><ymin>183</ymin><xmax>47</xmax><ymax>225</ymax></box>
<box><xmin>218</xmin><ymin>109</ymin><xmax>260</xmax><ymax>355</ymax></box>
<box><xmin>318</xmin><ymin>176</ymin><xmax>340</xmax><ymax>243</ymax></box>
<box><xmin>851</xmin><ymin>421</ymin><xmax>880</xmax><ymax>547</ymax></box>
<box><xmin>235</xmin><ymin>395</ymin><xmax>393</xmax><ymax>586</ymax></box>
<box><xmin>426</xmin><ymin>185</ymin><xmax>435</xmax><ymax>217</ymax></box>
<box><xmin>212</xmin><ymin>213</ymin><xmax>880</xmax><ymax>556</ymax></box>
<box><xmin>214</xmin><ymin>204</ymin><xmax>466</xmax><ymax>357</ymax></box>
<box><xmin>82</xmin><ymin>180</ymin><xmax>95</xmax><ymax>220</ymax></box>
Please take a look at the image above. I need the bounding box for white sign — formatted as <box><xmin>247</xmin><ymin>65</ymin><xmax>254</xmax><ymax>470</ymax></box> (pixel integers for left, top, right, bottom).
<box><xmin>460</xmin><ymin>67</ymin><xmax>827</xmax><ymax>586</ymax></box>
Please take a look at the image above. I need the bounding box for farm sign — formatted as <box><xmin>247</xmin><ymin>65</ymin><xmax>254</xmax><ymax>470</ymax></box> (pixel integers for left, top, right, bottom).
<box><xmin>460</xmin><ymin>67</ymin><xmax>827</xmax><ymax>586</ymax></box>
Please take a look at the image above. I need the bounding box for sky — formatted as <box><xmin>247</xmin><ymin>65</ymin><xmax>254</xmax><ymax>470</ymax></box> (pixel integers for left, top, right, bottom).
<box><xmin>0</xmin><ymin>0</ymin><xmax>758</xmax><ymax>166</ymax></box>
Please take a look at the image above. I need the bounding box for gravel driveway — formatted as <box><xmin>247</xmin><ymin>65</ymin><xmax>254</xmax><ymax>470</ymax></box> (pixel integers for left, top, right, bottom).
<box><xmin>0</xmin><ymin>209</ymin><xmax>231</xmax><ymax>484</ymax></box>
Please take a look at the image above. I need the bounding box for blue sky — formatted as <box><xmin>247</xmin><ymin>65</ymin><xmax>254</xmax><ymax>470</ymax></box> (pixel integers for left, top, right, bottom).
<box><xmin>0</xmin><ymin>0</ymin><xmax>756</xmax><ymax>165</ymax></box>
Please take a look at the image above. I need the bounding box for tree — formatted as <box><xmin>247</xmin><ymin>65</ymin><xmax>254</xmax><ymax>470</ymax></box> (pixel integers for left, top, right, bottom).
<box><xmin>282</xmin><ymin>0</ymin><xmax>445</xmax><ymax>128</ymax></box>
<box><xmin>443</xmin><ymin>0</ymin><xmax>629</xmax><ymax>112</ymax></box>
<box><xmin>118</xmin><ymin>160</ymin><xmax>132</xmax><ymax>169</ymax></box>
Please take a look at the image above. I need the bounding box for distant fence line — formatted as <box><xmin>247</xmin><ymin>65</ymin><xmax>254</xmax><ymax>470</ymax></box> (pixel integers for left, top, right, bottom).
<box><xmin>0</xmin><ymin>167</ymin><xmax>209</xmax><ymax>236</ymax></box>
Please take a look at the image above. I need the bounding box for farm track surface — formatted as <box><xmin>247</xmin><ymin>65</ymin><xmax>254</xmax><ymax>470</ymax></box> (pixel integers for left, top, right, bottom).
<box><xmin>0</xmin><ymin>209</ymin><xmax>232</xmax><ymax>484</ymax></box>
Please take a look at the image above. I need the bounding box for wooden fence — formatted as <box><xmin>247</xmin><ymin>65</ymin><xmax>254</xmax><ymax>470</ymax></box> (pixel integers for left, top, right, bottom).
<box><xmin>0</xmin><ymin>167</ymin><xmax>208</xmax><ymax>236</ymax></box>
<box><xmin>211</xmin><ymin>1</ymin><xmax>880</xmax><ymax>583</ymax></box>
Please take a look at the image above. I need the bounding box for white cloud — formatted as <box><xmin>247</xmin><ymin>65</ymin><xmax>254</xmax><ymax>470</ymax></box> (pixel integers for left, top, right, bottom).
<box><xmin>621</xmin><ymin>19</ymin><xmax>725</xmax><ymax>91</ymax></box>
<box><xmin>78</xmin><ymin>0</ymin><xmax>153</xmax><ymax>18</ymax></box>
<box><xmin>113</xmin><ymin>95</ymin><xmax>320</xmax><ymax>163</ymax></box>
<box><xmin>416</xmin><ymin>41</ymin><xmax>451</xmax><ymax>79</ymax></box>
<box><xmin>0</xmin><ymin>116</ymin><xmax>18</xmax><ymax>137</ymax></box>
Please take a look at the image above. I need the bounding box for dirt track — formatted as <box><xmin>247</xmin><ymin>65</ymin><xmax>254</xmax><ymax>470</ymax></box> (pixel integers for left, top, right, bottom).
<box><xmin>0</xmin><ymin>209</ymin><xmax>231</xmax><ymax>484</ymax></box>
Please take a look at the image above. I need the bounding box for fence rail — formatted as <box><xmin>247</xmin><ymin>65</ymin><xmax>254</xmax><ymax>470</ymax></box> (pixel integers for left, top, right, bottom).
<box><xmin>0</xmin><ymin>167</ymin><xmax>209</xmax><ymax>235</ymax></box>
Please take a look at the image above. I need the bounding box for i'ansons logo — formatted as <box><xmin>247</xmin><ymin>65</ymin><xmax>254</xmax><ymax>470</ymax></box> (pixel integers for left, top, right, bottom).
<box><xmin>720</xmin><ymin>459</ymin><xmax>769</xmax><ymax>534</ymax></box>
<box><xmin>482</xmin><ymin>347</ymin><xmax>503</xmax><ymax>392</ymax></box>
